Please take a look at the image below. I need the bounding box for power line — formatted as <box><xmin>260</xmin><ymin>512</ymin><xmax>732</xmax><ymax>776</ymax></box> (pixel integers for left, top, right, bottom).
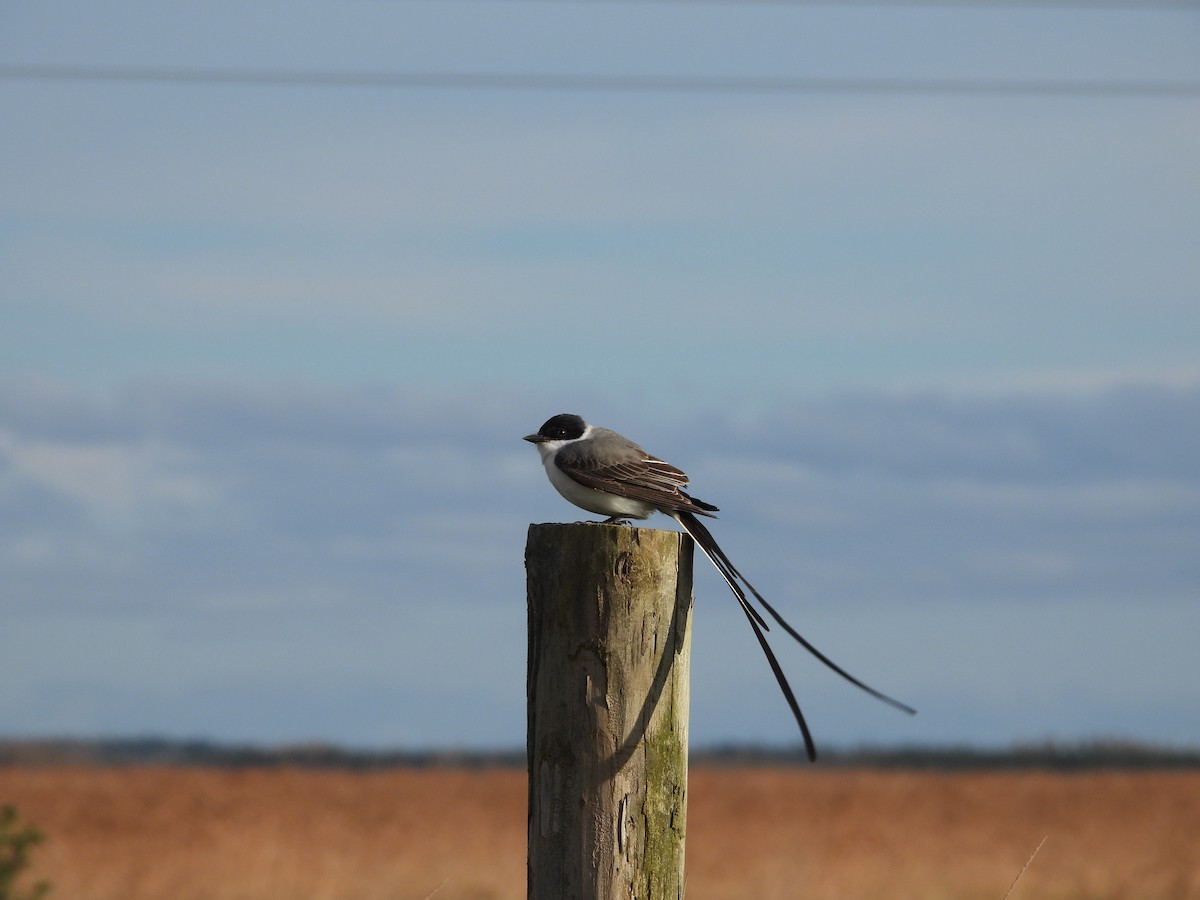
<box><xmin>397</xmin><ymin>0</ymin><xmax>1200</xmax><ymax>9</ymax></box>
<box><xmin>2</xmin><ymin>64</ymin><xmax>1198</xmax><ymax>97</ymax></box>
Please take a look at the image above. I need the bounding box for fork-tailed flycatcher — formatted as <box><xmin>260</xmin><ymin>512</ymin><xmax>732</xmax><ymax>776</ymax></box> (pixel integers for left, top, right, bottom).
<box><xmin>524</xmin><ymin>412</ymin><xmax>914</xmax><ymax>761</ymax></box>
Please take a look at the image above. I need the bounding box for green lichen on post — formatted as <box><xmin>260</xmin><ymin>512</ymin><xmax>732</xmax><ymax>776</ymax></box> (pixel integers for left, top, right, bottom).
<box><xmin>638</xmin><ymin>532</ymin><xmax>690</xmax><ymax>899</ymax></box>
<box><xmin>527</xmin><ymin>522</ymin><xmax>692</xmax><ymax>900</ymax></box>
<box><xmin>640</xmin><ymin>714</ymin><xmax>688</xmax><ymax>899</ymax></box>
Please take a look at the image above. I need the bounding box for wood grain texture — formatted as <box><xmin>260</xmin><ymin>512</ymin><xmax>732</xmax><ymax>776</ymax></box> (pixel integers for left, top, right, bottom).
<box><xmin>525</xmin><ymin>522</ymin><xmax>694</xmax><ymax>900</ymax></box>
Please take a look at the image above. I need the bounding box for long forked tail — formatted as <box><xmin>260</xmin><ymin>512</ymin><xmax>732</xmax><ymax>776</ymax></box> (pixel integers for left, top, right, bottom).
<box><xmin>674</xmin><ymin>511</ymin><xmax>916</xmax><ymax>758</ymax></box>
<box><xmin>673</xmin><ymin>511</ymin><xmax>819</xmax><ymax>760</ymax></box>
<box><xmin>679</xmin><ymin>511</ymin><xmax>916</xmax><ymax>716</ymax></box>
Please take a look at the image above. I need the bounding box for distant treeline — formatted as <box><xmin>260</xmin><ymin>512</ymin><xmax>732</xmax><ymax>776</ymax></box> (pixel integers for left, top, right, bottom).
<box><xmin>0</xmin><ymin>738</ymin><xmax>522</xmax><ymax>770</ymax></box>
<box><xmin>2</xmin><ymin>737</ymin><xmax>1198</xmax><ymax>770</ymax></box>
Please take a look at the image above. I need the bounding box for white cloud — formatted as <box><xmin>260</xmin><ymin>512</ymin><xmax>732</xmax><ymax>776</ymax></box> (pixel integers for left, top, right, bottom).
<box><xmin>1</xmin><ymin>0</ymin><xmax>1198</xmax><ymax>746</ymax></box>
<box><xmin>0</xmin><ymin>431</ymin><xmax>216</xmax><ymax>510</ymax></box>
<box><xmin>1</xmin><ymin>379</ymin><xmax>1197</xmax><ymax>747</ymax></box>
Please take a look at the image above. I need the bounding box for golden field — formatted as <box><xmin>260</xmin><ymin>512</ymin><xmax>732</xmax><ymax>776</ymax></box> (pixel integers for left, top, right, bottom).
<box><xmin>2</xmin><ymin>765</ymin><xmax>1198</xmax><ymax>899</ymax></box>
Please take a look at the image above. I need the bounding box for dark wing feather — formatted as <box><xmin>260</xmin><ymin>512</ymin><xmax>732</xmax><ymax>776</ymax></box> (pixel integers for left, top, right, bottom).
<box><xmin>556</xmin><ymin>433</ymin><xmax>718</xmax><ymax>517</ymax></box>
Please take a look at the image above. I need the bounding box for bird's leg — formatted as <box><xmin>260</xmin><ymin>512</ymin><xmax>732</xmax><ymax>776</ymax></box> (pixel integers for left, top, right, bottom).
<box><xmin>601</xmin><ymin>515</ymin><xmax>633</xmax><ymax>525</ymax></box>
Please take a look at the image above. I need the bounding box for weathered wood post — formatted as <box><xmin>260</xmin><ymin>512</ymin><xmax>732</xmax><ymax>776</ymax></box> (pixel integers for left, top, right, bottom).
<box><xmin>526</xmin><ymin>522</ymin><xmax>693</xmax><ymax>900</ymax></box>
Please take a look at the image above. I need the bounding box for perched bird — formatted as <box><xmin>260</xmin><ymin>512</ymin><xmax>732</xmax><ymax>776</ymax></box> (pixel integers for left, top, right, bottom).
<box><xmin>524</xmin><ymin>412</ymin><xmax>914</xmax><ymax>761</ymax></box>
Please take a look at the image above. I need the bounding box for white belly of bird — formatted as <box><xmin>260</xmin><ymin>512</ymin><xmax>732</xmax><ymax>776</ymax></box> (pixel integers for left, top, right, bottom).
<box><xmin>543</xmin><ymin>457</ymin><xmax>657</xmax><ymax>519</ymax></box>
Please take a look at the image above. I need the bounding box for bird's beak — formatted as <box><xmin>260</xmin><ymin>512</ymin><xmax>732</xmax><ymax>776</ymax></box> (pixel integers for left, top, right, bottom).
<box><xmin>523</xmin><ymin>434</ymin><xmax>545</xmax><ymax>444</ymax></box>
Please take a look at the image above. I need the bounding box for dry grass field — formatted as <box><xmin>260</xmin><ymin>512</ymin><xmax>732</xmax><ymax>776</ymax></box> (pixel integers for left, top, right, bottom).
<box><xmin>2</xmin><ymin>765</ymin><xmax>1198</xmax><ymax>900</ymax></box>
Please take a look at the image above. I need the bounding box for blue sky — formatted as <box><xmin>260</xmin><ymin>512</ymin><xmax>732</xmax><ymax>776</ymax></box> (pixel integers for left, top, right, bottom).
<box><xmin>2</xmin><ymin>1</ymin><xmax>1199</xmax><ymax>752</ymax></box>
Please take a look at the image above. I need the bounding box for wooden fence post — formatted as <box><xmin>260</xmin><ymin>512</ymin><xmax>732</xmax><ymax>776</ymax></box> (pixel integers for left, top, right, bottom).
<box><xmin>526</xmin><ymin>522</ymin><xmax>693</xmax><ymax>900</ymax></box>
